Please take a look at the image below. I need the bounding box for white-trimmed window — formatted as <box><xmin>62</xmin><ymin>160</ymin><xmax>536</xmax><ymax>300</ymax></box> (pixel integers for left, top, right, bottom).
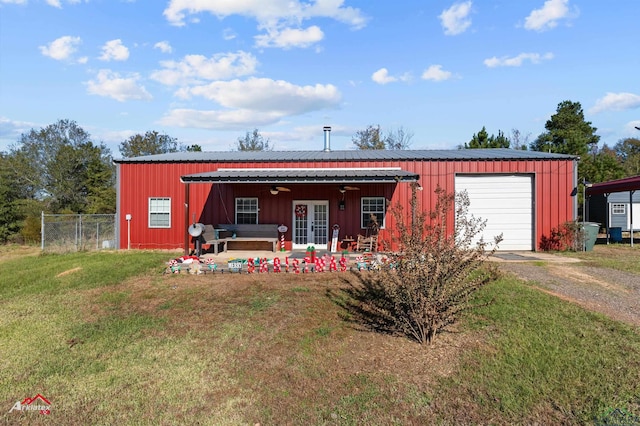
<box><xmin>612</xmin><ymin>203</ymin><xmax>626</xmax><ymax>215</ymax></box>
<box><xmin>361</xmin><ymin>197</ymin><xmax>385</xmax><ymax>229</ymax></box>
<box><xmin>149</xmin><ymin>197</ymin><xmax>171</xmax><ymax>228</ymax></box>
<box><xmin>236</xmin><ymin>198</ymin><xmax>258</xmax><ymax>224</ymax></box>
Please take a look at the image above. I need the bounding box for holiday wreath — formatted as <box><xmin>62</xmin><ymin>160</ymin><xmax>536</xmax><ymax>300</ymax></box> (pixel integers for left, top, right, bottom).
<box><xmin>295</xmin><ymin>204</ymin><xmax>307</xmax><ymax>217</ymax></box>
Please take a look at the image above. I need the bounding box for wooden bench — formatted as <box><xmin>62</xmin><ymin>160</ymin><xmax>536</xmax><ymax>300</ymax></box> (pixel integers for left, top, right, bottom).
<box><xmin>220</xmin><ymin>224</ymin><xmax>279</xmax><ymax>252</ymax></box>
<box><xmin>202</xmin><ymin>224</ymin><xmax>279</xmax><ymax>253</ymax></box>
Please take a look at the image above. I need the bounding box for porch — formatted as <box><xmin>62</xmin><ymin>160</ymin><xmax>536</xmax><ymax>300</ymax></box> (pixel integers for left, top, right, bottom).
<box><xmin>181</xmin><ymin>167</ymin><xmax>418</xmax><ymax>256</ymax></box>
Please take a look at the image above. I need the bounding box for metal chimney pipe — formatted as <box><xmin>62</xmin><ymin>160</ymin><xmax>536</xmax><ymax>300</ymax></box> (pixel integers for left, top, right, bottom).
<box><xmin>323</xmin><ymin>126</ymin><xmax>331</xmax><ymax>152</ymax></box>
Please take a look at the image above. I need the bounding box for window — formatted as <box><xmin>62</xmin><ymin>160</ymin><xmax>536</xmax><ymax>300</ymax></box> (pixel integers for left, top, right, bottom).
<box><xmin>149</xmin><ymin>197</ymin><xmax>171</xmax><ymax>228</ymax></box>
<box><xmin>236</xmin><ymin>198</ymin><xmax>258</xmax><ymax>224</ymax></box>
<box><xmin>612</xmin><ymin>204</ymin><xmax>625</xmax><ymax>215</ymax></box>
<box><xmin>361</xmin><ymin>197</ymin><xmax>385</xmax><ymax>229</ymax></box>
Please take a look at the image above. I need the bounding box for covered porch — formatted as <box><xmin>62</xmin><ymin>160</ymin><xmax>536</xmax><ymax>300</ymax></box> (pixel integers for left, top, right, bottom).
<box><xmin>180</xmin><ymin>167</ymin><xmax>419</xmax><ymax>256</ymax></box>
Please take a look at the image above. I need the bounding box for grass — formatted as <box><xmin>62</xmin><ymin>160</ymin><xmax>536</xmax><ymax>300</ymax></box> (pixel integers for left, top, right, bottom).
<box><xmin>1</xmin><ymin>246</ymin><xmax>639</xmax><ymax>424</ymax></box>
<box><xmin>447</xmin><ymin>277</ymin><xmax>640</xmax><ymax>423</ymax></box>
<box><xmin>560</xmin><ymin>244</ymin><xmax>640</xmax><ymax>273</ymax></box>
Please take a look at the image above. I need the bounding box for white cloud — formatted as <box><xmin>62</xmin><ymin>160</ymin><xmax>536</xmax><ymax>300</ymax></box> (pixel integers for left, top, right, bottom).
<box><xmin>0</xmin><ymin>0</ymin><xmax>28</xmax><ymax>4</ymax></box>
<box><xmin>154</xmin><ymin>41</ymin><xmax>172</xmax><ymax>54</ymax></box>
<box><xmin>524</xmin><ymin>0</ymin><xmax>576</xmax><ymax>31</ymax></box>
<box><xmin>86</xmin><ymin>69</ymin><xmax>152</xmax><ymax>102</ymax></box>
<box><xmin>421</xmin><ymin>65</ymin><xmax>453</xmax><ymax>81</ymax></box>
<box><xmin>159</xmin><ymin>109</ymin><xmax>285</xmax><ymax>130</ymax></box>
<box><xmin>590</xmin><ymin>93</ymin><xmax>640</xmax><ymax>114</ymax></box>
<box><xmin>178</xmin><ymin>77</ymin><xmax>341</xmax><ymax>113</ymax></box>
<box><xmin>0</xmin><ymin>116</ymin><xmax>36</xmax><ymax>150</ymax></box>
<box><xmin>160</xmin><ymin>77</ymin><xmax>341</xmax><ymax>129</ymax></box>
<box><xmin>371</xmin><ymin>68</ymin><xmax>411</xmax><ymax>85</ymax></box>
<box><xmin>439</xmin><ymin>1</ymin><xmax>472</xmax><ymax>36</ymax></box>
<box><xmin>163</xmin><ymin>0</ymin><xmax>367</xmax><ymax>29</ymax></box>
<box><xmin>45</xmin><ymin>0</ymin><xmax>84</xmax><ymax>6</ymax></box>
<box><xmin>150</xmin><ymin>51</ymin><xmax>258</xmax><ymax>86</ymax></box>
<box><xmin>162</xmin><ymin>0</ymin><xmax>366</xmax><ymax>51</ymax></box>
<box><xmin>255</xmin><ymin>25</ymin><xmax>324</xmax><ymax>49</ymax></box>
<box><xmin>39</xmin><ymin>35</ymin><xmax>81</xmax><ymax>61</ymax></box>
<box><xmin>483</xmin><ymin>52</ymin><xmax>554</xmax><ymax>67</ymax></box>
<box><xmin>371</xmin><ymin>68</ymin><xmax>396</xmax><ymax>85</ymax></box>
<box><xmin>99</xmin><ymin>39</ymin><xmax>129</xmax><ymax>61</ymax></box>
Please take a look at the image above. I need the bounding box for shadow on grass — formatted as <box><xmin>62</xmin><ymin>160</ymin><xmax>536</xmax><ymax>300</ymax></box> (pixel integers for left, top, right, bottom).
<box><xmin>326</xmin><ymin>271</ymin><xmax>399</xmax><ymax>338</ymax></box>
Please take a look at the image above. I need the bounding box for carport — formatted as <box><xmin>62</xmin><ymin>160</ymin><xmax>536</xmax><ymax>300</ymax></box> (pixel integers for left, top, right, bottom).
<box><xmin>586</xmin><ymin>175</ymin><xmax>640</xmax><ymax>247</ymax></box>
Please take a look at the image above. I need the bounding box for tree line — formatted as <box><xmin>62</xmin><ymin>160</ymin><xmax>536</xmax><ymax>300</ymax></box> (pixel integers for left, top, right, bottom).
<box><xmin>1</xmin><ymin>100</ymin><xmax>639</xmax><ymax>243</ymax></box>
<box><xmin>460</xmin><ymin>101</ymin><xmax>640</xmax><ymax>185</ymax></box>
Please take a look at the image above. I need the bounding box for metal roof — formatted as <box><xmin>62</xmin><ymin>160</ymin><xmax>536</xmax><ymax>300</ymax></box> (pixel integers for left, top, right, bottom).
<box><xmin>181</xmin><ymin>168</ymin><xmax>419</xmax><ymax>184</ymax></box>
<box><xmin>115</xmin><ymin>148</ymin><xmax>577</xmax><ymax>164</ymax></box>
<box><xmin>586</xmin><ymin>175</ymin><xmax>640</xmax><ymax>196</ymax></box>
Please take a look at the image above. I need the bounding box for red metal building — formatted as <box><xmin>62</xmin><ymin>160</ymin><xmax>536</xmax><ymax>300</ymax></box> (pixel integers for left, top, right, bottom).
<box><xmin>114</xmin><ymin>142</ymin><xmax>578</xmax><ymax>253</ymax></box>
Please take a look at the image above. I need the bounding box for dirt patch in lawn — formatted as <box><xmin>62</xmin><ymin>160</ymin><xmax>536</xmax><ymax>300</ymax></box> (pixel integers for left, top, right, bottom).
<box><xmin>56</xmin><ymin>266</ymin><xmax>83</xmax><ymax>277</ymax></box>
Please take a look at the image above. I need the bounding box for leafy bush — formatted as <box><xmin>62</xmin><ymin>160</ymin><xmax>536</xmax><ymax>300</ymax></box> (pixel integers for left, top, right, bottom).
<box><xmin>539</xmin><ymin>221</ymin><xmax>584</xmax><ymax>251</ymax></box>
<box><xmin>344</xmin><ymin>186</ymin><xmax>502</xmax><ymax>345</ymax></box>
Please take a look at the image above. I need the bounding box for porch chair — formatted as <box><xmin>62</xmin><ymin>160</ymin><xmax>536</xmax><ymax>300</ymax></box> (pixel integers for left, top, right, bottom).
<box><xmin>356</xmin><ymin>213</ymin><xmax>380</xmax><ymax>252</ymax></box>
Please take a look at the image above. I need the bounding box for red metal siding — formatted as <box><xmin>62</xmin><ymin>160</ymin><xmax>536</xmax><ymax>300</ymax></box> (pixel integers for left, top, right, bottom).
<box><xmin>117</xmin><ymin>157</ymin><xmax>576</xmax><ymax>251</ymax></box>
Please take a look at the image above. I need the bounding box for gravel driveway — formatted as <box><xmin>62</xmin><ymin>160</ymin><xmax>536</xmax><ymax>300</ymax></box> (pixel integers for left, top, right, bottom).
<box><xmin>492</xmin><ymin>253</ymin><xmax>640</xmax><ymax>327</ymax></box>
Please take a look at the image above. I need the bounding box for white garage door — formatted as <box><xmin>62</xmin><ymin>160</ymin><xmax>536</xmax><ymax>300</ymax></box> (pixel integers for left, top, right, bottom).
<box><xmin>455</xmin><ymin>175</ymin><xmax>533</xmax><ymax>251</ymax></box>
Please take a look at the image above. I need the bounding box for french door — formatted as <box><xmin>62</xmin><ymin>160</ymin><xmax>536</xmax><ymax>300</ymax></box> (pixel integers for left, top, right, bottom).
<box><xmin>292</xmin><ymin>201</ymin><xmax>329</xmax><ymax>249</ymax></box>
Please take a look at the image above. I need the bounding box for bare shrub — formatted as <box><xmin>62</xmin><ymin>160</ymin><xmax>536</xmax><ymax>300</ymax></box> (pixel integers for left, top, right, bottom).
<box><xmin>344</xmin><ymin>186</ymin><xmax>503</xmax><ymax>345</ymax></box>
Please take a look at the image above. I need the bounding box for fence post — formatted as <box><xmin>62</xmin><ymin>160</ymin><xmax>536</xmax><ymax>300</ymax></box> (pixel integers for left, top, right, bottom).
<box><xmin>41</xmin><ymin>211</ymin><xmax>45</xmax><ymax>251</ymax></box>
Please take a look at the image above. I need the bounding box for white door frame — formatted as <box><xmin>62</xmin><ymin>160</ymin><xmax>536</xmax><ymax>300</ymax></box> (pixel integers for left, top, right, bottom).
<box><xmin>291</xmin><ymin>200</ymin><xmax>329</xmax><ymax>250</ymax></box>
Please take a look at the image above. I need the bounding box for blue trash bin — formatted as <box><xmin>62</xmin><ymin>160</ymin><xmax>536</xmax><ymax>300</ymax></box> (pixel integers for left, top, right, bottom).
<box><xmin>609</xmin><ymin>227</ymin><xmax>622</xmax><ymax>243</ymax></box>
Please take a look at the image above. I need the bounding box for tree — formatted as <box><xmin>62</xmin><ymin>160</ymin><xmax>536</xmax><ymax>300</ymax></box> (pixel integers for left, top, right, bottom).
<box><xmin>352</xmin><ymin>125</ymin><xmax>386</xmax><ymax>150</ymax></box>
<box><xmin>463</xmin><ymin>126</ymin><xmax>510</xmax><ymax>149</ymax></box>
<box><xmin>119</xmin><ymin>131</ymin><xmax>181</xmax><ymax>158</ymax></box>
<box><xmin>530</xmin><ymin>100</ymin><xmax>599</xmax><ymax>157</ymax></box>
<box><xmin>581</xmin><ymin>145</ymin><xmax>626</xmax><ymax>184</ymax></box>
<box><xmin>613</xmin><ymin>137</ymin><xmax>640</xmax><ymax>177</ymax></box>
<box><xmin>352</xmin><ymin>125</ymin><xmax>414</xmax><ymax>150</ymax></box>
<box><xmin>385</xmin><ymin>126</ymin><xmax>414</xmax><ymax>150</ymax></box>
<box><xmin>10</xmin><ymin>119</ymin><xmax>115</xmax><ymax>214</ymax></box>
<box><xmin>0</xmin><ymin>153</ymin><xmax>22</xmax><ymax>242</ymax></box>
<box><xmin>186</xmin><ymin>144</ymin><xmax>202</xmax><ymax>152</ymax></box>
<box><xmin>510</xmin><ymin>129</ymin><xmax>530</xmax><ymax>150</ymax></box>
<box><xmin>236</xmin><ymin>129</ymin><xmax>272</xmax><ymax>151</ymax></box>
<box><xmin>83</xmin><ymin>143</ymin><xmax>116</xmax><ymax>214</ymax></box>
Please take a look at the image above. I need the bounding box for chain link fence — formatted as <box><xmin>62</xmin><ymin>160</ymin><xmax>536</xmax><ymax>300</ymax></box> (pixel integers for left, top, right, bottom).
<box><xmin>41</xmin><ymin>213</ymin><xmax>116</xmax><ymax>253</ymax></box>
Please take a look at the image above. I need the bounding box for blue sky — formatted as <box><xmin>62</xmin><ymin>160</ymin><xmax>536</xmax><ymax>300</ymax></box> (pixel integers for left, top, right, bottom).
<box><xmin>1</xmin><ymin>0</ymin><xmax>639</xmax><ymax>156</ymax></box>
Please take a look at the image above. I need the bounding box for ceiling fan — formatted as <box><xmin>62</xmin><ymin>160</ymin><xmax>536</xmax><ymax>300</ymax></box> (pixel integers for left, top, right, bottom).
<box><xmin>339</xmin><ymin>185</ymin><xmax>360</xmax><ymax>193</ymax></box>
<box><xmin>270</xmin><ymin>186</ymin><xmax>291</xmax><ymax>195</ymax></box>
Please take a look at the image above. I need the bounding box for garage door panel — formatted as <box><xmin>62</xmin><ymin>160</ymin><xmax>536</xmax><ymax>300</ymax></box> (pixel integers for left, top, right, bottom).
<box><xmin>456</xmin><ymin>175</ymin><xmax>533</xmax><ymax>251</ymax></box>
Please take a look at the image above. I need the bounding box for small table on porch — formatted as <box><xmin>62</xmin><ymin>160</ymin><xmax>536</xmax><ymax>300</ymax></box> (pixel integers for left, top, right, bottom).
<box><xmin>341</xmin><ymin>238</ymin><xmax>355</xmax><ymax>251</ymax></box>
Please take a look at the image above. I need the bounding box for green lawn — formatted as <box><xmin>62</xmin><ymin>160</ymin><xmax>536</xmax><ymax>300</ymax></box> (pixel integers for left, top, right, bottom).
<box><xmin>1</xmin><ymin>248</ymin><xmax>639</xmax><ymax>424</ymax></box>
